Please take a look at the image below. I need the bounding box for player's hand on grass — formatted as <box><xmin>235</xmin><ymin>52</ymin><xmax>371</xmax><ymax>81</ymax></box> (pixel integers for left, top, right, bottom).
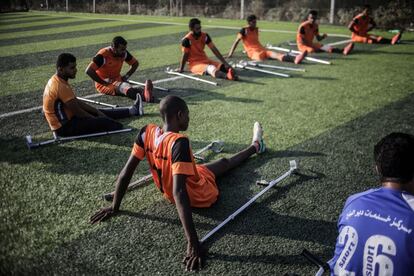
<box><xmin>90</xmin><ymin>206</ymin><xmax>115</xmax><ymax>224</ymax></box>
<box><xmin>183</xmin><ymin>241</ymin><xmax>207</xmax><ymax>271</ymax></box>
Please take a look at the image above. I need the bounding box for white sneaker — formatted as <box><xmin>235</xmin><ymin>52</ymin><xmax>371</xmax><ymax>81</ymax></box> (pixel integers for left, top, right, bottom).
<box><xmin>134</xmin><ymin>94</ymin><xmax>144</xmax><ymax>116</ymax></box>
<box><xmin>252</xmin><ymin>122</ymin><xmax>265</xmax><ymax>154</ymax></box>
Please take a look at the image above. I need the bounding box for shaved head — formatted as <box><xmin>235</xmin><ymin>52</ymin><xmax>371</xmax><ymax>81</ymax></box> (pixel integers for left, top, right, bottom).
<box><xmin>160</xmin><ymin>95</ymin><xmax>188</xmax><ymax>122</ymax></box>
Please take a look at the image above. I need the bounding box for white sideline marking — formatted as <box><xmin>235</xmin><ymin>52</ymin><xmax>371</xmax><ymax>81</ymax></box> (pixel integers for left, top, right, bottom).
<box><xmin>0</xmin><ymin>105</ymin><xmax>42</xmax><ymax>119</ymax></box>
<box><xmin>37</xmin><ymin>12</ymin><xmax>351</xmax><ymax>38</ymax></box>
<box><xmin>327</xmin><ymin>39</ymin><xmax>352</xmax><ymax>46</ymax></box>
<box><xmin>0</xmin><ymin>93</ymin><xmax>104</xmax><ymax>119</ymax></box>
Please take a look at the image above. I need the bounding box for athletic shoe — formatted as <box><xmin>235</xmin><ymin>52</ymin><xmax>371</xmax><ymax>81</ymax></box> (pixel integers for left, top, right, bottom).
<box><xmin>343</xmin><ymin>42</ymin><xmax>354</xmax><ymax>56</ymax></box>
<box><xmin>227</xmin><ymin>67</ymin><xmax>237</xmax><ymax>80</ymax></box>
<box><xmin>143</xmin><ymin>79</ymin><xmax>153</xmax><ymax>102</ymax></box>
<box><xmin>391</xmin><ymin>32</ymin><xmax>402</xmax><ymax>45</ymax></box>
<box><xmin>131</xmin><ymin>93</ymin><xmax>144</xmax><ymax>116</ymax></box>
<box><xmin>294</xmin><ymin>50</ymin><xmax>307</xmax><ymax>64</ymax></box>
<box><xmin>252</xmin><ymin>121</ymin><xmax>265</xmax><ymax>154</ymax></box>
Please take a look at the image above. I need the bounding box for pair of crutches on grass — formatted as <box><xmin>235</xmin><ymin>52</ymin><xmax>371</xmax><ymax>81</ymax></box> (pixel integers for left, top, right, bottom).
<box><xmin>103</xmin><ymin>148</ymin><xmax>299</xmax><ymax>245</ymax></box>
<box><xmin>77</xmin><ymin>79</ymin><xmax>170</xmax><ymax>109</ymax></box>
<box><xmin>266</xmin><ymin>44</ymin><xmax>332</xmax><ymax>65</ymax></box>
<box><xmin>25</xmin><ymin>128</ymin><xmax>133</xmax><ymax>149</ymax></box>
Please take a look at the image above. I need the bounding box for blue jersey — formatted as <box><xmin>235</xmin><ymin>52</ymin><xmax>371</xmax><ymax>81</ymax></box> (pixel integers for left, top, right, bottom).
<box><xmin>328</xmin><ymin>187</ymin><xmax>414</xmax><ymax>276</ymax></box>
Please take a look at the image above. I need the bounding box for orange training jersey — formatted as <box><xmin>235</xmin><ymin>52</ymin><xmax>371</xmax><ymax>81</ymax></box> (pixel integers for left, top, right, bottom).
<box><xmin>43</xmin><ymin>74</ymin><xmax>75</xmax><ymax>131</ymax></box>
<box><xmin>181</xmin><ymin>32</ymin><xmax>215</xmax><ymax>66</ymax></box>
<box><xmin>238</xmin><ymin>26</ymin><xmax>266</xmax><ymax>55</ymax></box>
<box><xmin>88</xmin><ymin>46</ymin><xmax>137</xmax><ymax>82</ymax></box>
<box><xmin>351</xmin><ymin>13</ymin><xmax>374</xmax><ymax>36</ymax></box>
<box><xmin>132</xmin><ymin>124</ymin><xmax>219</xmax><ymax>208</ymax></box>
<box><xmin>296</xmin><ymin>21</ymin><xmax>320</xmax><ymax>46</ymax></box>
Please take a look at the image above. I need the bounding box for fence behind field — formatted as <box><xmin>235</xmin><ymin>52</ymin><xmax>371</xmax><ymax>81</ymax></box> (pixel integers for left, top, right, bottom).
<box><xmin>3</xmin><ymin>0</ymin><xmax>413</xmax><ymax>29</ymax></box>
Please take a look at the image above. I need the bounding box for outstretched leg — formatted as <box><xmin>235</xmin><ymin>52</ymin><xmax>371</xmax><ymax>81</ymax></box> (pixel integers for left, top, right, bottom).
<box><xmin>205</xmin><ymin>122</ymin><xmax>265</xmax><ymax>178</ymax></box>
<box><xmin>210</xmin><ymin>64</ymin><xmax>237</xmax><ymax>81</ymax></box>
<box><xmin>117</xmin><ymin>80</ymin><xmax>153</xmax><ymax>102</ymax></box>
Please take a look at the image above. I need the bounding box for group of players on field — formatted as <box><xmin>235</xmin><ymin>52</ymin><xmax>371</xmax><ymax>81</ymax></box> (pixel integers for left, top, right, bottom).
<box><xmin>41</xmin><ymin>5</ymin><xmax>411</xmax><ymax>274</ymax></box>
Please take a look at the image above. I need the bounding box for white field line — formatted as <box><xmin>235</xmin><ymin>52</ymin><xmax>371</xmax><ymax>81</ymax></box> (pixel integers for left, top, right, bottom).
<box><xmin>0</xmin><ymin>93</ymin><xmax>104</xmax><ymax>119</ymax></box>
<box><xmin>37</xmin><ymin>12</ymin><xmax>351</xmax><ymax>38</ymax></box>
<box><xmin>0</xmin><ymin>74</ymin><xmax>185</xmax><ymax>119</ymax></box>
<box><xmin>327</xmin><ymin>39</ymin><xmax>352</xmax><ymax>46</ymax></box>
<box><xmin>0</xmin><ymin>105</ymin><xmax>43</xmax><ymax>119</ymax></box>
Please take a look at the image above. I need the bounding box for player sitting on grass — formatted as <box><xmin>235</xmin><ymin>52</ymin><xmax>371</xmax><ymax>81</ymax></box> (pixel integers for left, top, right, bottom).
<box><xmin>227</xmin><ymin>14</ymin><xmax>307</xmax><ymax>64</ymax></box>
<box><xmin>328</xmin><ymin>132</ymin><xmax>414</xmax><ymax>275</ymax></box>
<box><xmin>85</xmin><ymin>36</ymin><xmax>154</xmax><ymax>102</ymax></box>
<box><xmin>297</xmin><ymin>10</ymin><xmax>354</xmax><ymax>55</ymax></box>
<box><xmin>348</xmin><ymin>5</ymin><xmax>402</xmax><ymax>45</ymax></box>
<box><xmin>43</xmin><ymin>53</ymin><xmax>143</xmax><ymax>137</ymax></box>
<box><xmin>90</xmin><ymin>95</ymin><xmax>266</xmax><ymax>271</ymax></box>
<box><xmin>176</xmin><ymin>18</ymin><xmax>237</xmax><ymax>80</ymax></box>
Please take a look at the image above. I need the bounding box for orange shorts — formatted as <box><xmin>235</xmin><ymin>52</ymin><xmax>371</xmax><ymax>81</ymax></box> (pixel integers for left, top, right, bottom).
<box><xmin>185</xmin><ymin>165</ymin><xmax>219</xmax><ymax>208</ymax></box>
<box><xmin>248</xmin><ymin>50</ymin><xmax>275</xmax><ymax>61</ymax></box>
<box><xmin>189</xmin><ymin>60</ymin><xmax>222</xmax><ymax>76</ymax></box>
<box><xmin>351</xmin><ymin>33</ymin><xmax>381</xmax><ymax>44</ymax></box>
<box><xmin>298</xmin><ymin>42</ymin><xmax>322</xmax><ymax>53</ymax></box>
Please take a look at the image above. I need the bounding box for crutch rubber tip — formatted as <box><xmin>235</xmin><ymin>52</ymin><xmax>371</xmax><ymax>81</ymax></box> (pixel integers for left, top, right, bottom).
<box><xmin>102</xmin><ymin>193</ymin><xmax>114</xmax><ymax>202</ymax></box>
<box><xmin>256</xmin><ymin>180</ymin><xmax>269</xmax><ymax>186</ymax></box>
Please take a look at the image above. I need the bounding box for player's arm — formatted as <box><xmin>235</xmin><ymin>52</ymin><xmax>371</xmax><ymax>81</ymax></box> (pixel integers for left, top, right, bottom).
<box><xmin>227</xmin><ymin>30</ymin><xmax>244</xmax><ymax>58</ymax></box>
<box><xmin>367</xmin><ymin>18</ymin><xmax>376</xmax><ymax>32</ymax></box>
<box><xmin>90</xmin><ymin>128</ymin><xmax>146</xmax><ymax>223</ymax></box>
<box><xmin>177</xmin><ymin>52</ymin><xmax>189</xmax><ymax>73</ymax></box>
<box><xmin>315</xmin><ymin>27</ymin><xmax>327</xmax><ymax>41</ymax></box>
<box><xmin>205</xmin><ymin>34</ymin><xmax>231</xmax><ymax>69</ymax></box>
<box><xmin>348</xmin><ymin>19</ymin><xmax>357</xmax><ymax>33</ymax></box>
<box><xmin>90</xmin><ymin>154</ymin><xmax>141</xmax><ymax>224</ymax></box>
<box><xmin>85</xmin><ymin>54</ymin><xmax>111</xmax><ymax>86</ymax></box>
<box><xmin>173</xmin><ymin>174</ymin><xmax>205</xmax><ymax>271</ymax></box>
<box><xmin>210</xmin><ymin>45</ymin><xmax>231</xmax><ymax>69</ymax></box>
<box><xmin>122</xmin><ymin>51</ymin><xmax>139</xmax><ymax>81</ymax></box>
<box><xmin>177</xmin><ymin>38</ymin><xmax>190</xmax><ymax>72</ymax></box>
<box><xmin>297</xmin><ymin>26</ymin><xmax>307</xmax><ymax>45</ymax></box>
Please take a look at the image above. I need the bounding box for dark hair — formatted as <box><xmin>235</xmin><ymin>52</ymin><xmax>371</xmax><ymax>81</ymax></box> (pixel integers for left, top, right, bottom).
<box><xmin>363</xmin><ymin>4</ymin><xmax>371</xmax><ymax>10</ymax></box>
<box><xmin>112</xmin><ymin>36</ymin><xmax>127</xmax><ymax>48</ymax></box>
<box><xmin>374</xmin><ymin>132</ymin><xmax>414</xmax><ymax>184</ymax></box>
<box><xmin>56</xmin><ymin>53</ymin><xmax>76</xmax><ymax>68</ymax></box>
<box><xmin>189</xmin><ymin>18</ymin><xmax>201</xmax><ymax>29</ymax></box>
<box><xmin>247</xmin><ymin>14</ymin><xmax>257</xmax><ymax>22</ymax></box>
<box><xmin>309</xmin><ymin>10</ymin><xmax>318</xmax><ymax>17</ymax></box>
<box><xmin>159</xmin><ymin>95</ymin><xmax>188</xmax><ymax>122</ymax></box>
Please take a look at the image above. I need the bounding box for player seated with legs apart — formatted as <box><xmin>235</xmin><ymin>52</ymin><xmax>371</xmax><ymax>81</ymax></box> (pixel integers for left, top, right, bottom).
<box><xmin>90</xmin><ymin>95</ymin><xmax>266</xmax><ymax>271</ymax></box>
<box><xmin>297</xmin><ymin>10</ymin><xmax>354</xmax><ymax>56</ymax></box>
<box><xmin>328</xmin><ymin>133</ymin><xmax>414</xmax><ymax>275</ymax></box>
<box><xmin>348</xmin><ymin>5</ymin><xmax>402</xmax><ymax>45</ymax></box>
<box><xmin>85</xmin><ymin>36</ymin><xmax>154</xmax><ymax>103</ymax></box>
<box><xmin>43</xmin><ymin>53</ymin><xmax>143</xmax><ymax>137</ymax></box>
<box><xmin>177</xmin><ymin>18</ymin><xmax>237</xmax><ymax>81</ymax></box>
<box><xmin>228</xmin><ymin>14</ymin><xmax>307</xmax><ymax>64</ymax></box>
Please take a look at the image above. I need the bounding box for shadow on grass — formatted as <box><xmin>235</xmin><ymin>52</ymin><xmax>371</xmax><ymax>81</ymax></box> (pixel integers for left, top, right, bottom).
<box><xmin>0</xmin><ymin>18</ymin><xmax>106</xmax><ymax>34</ymax></box>
<box><xmin>1</xmin><ymin>27</ymin><xmax>236</xmax><ymax>72</ymax></box>
<box><xmin>3</xmin><ymin>92</ymin><xmax>414</xmax><ymax>274</ymax></box>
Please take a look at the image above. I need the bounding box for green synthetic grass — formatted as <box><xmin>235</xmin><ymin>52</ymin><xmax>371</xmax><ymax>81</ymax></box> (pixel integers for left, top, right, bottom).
<box><xmin>1</xmin><ymin>11</ymin><xmax>414</xmax><ymax>275</ymax></box>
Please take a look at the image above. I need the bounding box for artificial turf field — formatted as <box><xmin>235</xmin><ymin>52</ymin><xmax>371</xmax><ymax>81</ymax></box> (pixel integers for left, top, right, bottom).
<box><xmin>1</xmin><ymin>11</ymin><xmax>414</xmax><ymax>275</ymax></box>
